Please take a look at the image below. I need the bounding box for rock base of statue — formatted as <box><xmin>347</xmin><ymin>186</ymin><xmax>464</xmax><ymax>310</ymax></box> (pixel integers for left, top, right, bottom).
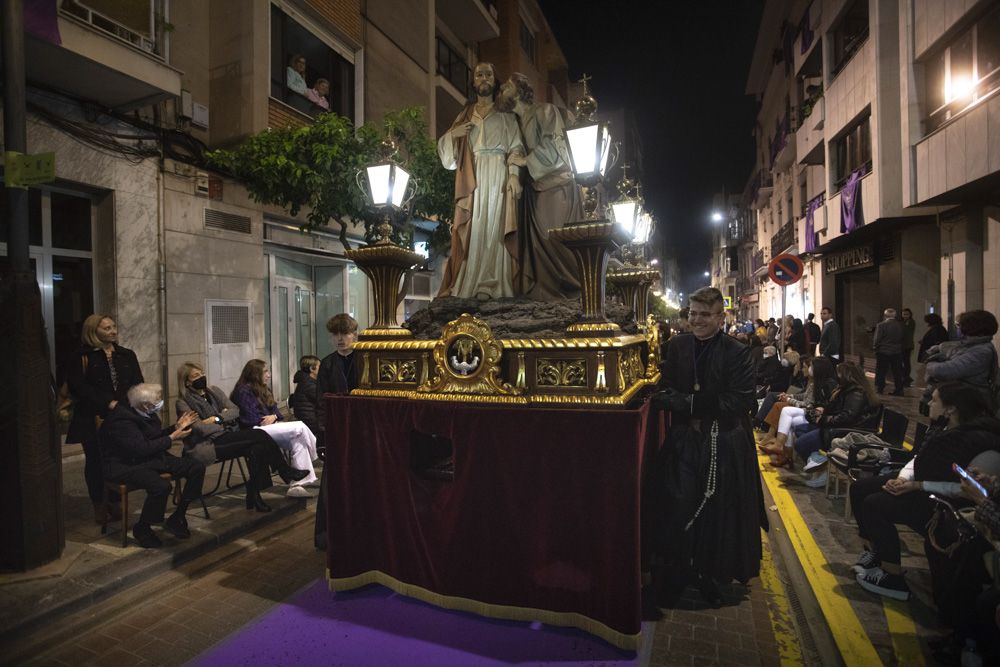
<box><xmin>404</xmin><ymin>296</ymin><xmax>639</xmax><ymax>340</ymax></box>
<box><xmin>350</xmin><ymin>300</ymin><xmax>659</xmax><ymax>408</ymax></box>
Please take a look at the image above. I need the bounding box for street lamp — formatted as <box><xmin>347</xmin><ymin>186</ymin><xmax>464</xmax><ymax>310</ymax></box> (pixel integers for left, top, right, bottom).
<box><xmin>703</xmin><ymin>271</ymin><xmax>710</xmax><ymax>278</ymax></box>
<box><xmin>610</xmin><ymin>163</ymin><xmax>641</xmax><ymax>235</ymax></box>
<box><xmin>346</xmin><ymin>137</ymin><xmax>424</xmax><ymax>338</ymax></box>
<box><xmin>564</xmin><ymin>74</ymin><xmax>615</xmax><ymax>219</ymax></box>
<box><xmin>550</xmin><ymin>74</ymin><xmax>628</xmax><ymax>335</ymax></box>
<box><xmin>357</xmin><ymin>137</ymin><xmax>415</xmax><ymax>244</ymax></box>
<box><xmin>711</xmin><ymin>211</ymin><xmax>723</xmax><ymax>223</ymax></box>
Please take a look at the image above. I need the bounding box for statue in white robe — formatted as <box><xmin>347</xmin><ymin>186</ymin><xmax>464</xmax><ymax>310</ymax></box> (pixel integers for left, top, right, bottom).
<box><xmin>437</xmin><ymin>62</ymin><xmax>524</xmax><ymax>300</ymax></box>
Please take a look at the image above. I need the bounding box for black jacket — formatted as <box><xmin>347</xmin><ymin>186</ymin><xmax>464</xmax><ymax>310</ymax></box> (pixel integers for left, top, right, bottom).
<box><xmin>317</xmin><ymin>351</ymin><xmax>360</xmax><ymax>433</ymax></box>
<box><xmin>805</xmin><ymin>321</ymin><xmax>822</xmax><ymax>350</ymax></box>
<box><xmin>918</xmin><ymin>324</ymin><xmax>949</xmax><ymax>362</ymax></box>
<box><xmin>814</xmin><ymin>384</ymin><xmax>881</xmax><ymax>430</ymax></box>
<box><xmin>290</xmin><ymin>370</ymin><xmax>320</xmax><ymax>436</ymax></box>
<box><xmin>819</xmin><ymin>319</ymin><xmax>842</xmax><ymax>357</ymax></box>
<box><xmin>99</xmin><ymin>404</ymin><xmax>173</xmax><ymax>469</ymax></box>
<box><xmin>756</xmin><ymin>355</ymin><xmax>781</xmax><ymax>388</ymax></box>
<box><xmin>66</xmin><ymin>344</ymin><xmax>144</xmax><ymax>444</ymax></box>
<box><xmin>913</xmin><ymin>417</ymin><xmax>1000</xmax><ymax>482</ymax></box>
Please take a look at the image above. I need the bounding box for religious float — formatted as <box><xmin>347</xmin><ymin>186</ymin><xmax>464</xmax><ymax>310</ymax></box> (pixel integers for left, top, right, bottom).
<box><xmin>325</xmin><ymin>76</ymin><xmax>662</xmax><ymax>651</ymax></box>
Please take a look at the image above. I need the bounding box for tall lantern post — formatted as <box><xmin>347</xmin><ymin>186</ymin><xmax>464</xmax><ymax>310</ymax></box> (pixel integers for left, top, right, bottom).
<box><xmin>549</xmin><ymin>75</ymin><xmax>628</xmax><ymax>335</ymax></box>
<box><xmin>347</xmin><ymin>138</ymin><xmax>424</xmax><ymax>338</ymax></box>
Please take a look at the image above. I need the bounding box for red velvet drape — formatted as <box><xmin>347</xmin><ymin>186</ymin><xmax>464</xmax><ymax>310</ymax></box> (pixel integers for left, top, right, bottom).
<box><xmin>324</xmin><ymin>395</ymin><xmax>657</xmax><ymax>645</ymax></box>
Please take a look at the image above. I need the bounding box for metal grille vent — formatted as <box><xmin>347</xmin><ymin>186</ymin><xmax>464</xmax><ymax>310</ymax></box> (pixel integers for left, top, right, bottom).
<box><xmin>210</xmin><ymin>305</ymin><xmax>251</xmax><ymax>344</ymax></box>
<box><xmin>204</xmin><ymin>208</ymin><xmax>251</xmax><ymax>234</ymax></box>
<box><xmin>877</xmin><ymin>238</ymin><xmax>896</xmax><ymax>262</ymax></box>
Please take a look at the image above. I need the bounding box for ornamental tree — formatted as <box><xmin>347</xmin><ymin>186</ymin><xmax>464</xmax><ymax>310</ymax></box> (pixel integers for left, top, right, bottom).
<box><xmin>208</xmin><ymin>107</ymin><xmax>453</xmax><ymax>252</ymax></box>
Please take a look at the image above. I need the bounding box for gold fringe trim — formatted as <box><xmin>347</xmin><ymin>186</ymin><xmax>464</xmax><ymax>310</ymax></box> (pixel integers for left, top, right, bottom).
<box><xmin>326</xmin><ymin>568</ymin><xmax>640</xmax><ymax>651</ymax></box>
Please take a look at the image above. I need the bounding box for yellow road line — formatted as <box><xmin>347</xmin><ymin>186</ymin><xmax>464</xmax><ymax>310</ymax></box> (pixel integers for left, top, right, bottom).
<box><xmin>758</xmin><ymin>450</ymin><xmax>883</xmax><ymax>666</ymax></box>
<box><xmin>882</xmin><ymin>598</ymin><xmax>925</xmax><ymax>666</ymax></box>
<box><xmin>758</xmin><ymin>530</ymin><xmax>805</xmax><ymax>665</ymax></box>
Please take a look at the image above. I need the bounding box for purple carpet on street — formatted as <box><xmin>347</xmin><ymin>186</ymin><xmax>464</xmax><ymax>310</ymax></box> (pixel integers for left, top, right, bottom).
<box><xmin>191</xmin><ymin>580</ymin><xmax>640</xmax><ymax>666</ymax></box>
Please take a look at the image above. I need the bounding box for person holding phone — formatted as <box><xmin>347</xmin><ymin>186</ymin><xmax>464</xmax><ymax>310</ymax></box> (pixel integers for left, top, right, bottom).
<box><xmin>848</xmin><ymin>382</ymin><xmax>1000</xmax><ymax>602</ymax></box>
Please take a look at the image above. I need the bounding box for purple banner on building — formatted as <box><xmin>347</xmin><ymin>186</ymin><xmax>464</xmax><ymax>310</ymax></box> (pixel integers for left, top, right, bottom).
<box><xmin>804</xmin><ymin>194</ymin><xmax>823</xmax><ymax>252</ymax></box>
<box><xmin>799</xmin><ymin>7</ymin><xmax>814</xmax><ymax>54</ymax></box>
<box><xmin>840</xmin><ymin>170</ymin><xmax>864</xmax><ymax>234</ymax></box>
<box><xmin>25</xmin><ymin>0</ymin><xmax>61</xmax><ymax>45</ymax></box>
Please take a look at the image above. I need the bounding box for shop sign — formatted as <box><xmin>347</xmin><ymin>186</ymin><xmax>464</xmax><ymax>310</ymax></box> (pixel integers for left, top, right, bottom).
<box><xmin>824</xmin><ymin>245</ymin><xmax>874</xmax><ymax>274</ymax></box>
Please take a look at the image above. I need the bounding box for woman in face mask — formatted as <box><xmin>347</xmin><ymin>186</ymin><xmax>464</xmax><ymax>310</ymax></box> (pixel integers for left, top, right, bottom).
<box><xmin>176</xmin><ymin>363</ymin><xmax>309</xmax><ymax>512</ymax></box>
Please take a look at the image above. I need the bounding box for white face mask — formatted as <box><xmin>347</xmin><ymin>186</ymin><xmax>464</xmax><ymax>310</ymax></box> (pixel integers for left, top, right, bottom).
<box><xmin>807</xmin><ymin>366</ymin><xmax>814</xmax><ymax>377</ymax></box>
<box><xmin>143</xmin><ymin>399</ymin><xmax>164</xmax><ymax>416</ymax></box>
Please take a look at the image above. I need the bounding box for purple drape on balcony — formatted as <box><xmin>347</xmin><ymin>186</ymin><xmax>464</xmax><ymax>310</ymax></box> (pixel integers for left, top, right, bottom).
<box><xmin>25</xmin><ymin>0</ymin><xmax>61</xmax><ymax>44</ymax></box>
<box><xmin>840</xmin><ymin>171</ymin><xmax>864</xmax><ymax>234</ymax></box>
<box><xmin>799</xmin><ymin>7</ymin><xmax>814</xmax><ymax>54</ymax></box>
<box><xmin>804</xmin><ymin>195</ymin><xmax>822</xmax><ymax>252</ymax></box>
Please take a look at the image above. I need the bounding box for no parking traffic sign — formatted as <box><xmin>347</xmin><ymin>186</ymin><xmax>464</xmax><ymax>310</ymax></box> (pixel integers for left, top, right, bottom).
<box><xmin>768</xmin><ymin>254</ymin><xmax>804</xmax><ymax>286</ymax></box>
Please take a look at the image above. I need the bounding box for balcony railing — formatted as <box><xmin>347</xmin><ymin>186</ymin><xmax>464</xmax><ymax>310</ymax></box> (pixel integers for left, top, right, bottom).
<box><xmin>752</xmin><ymin>249</ymin><xmax>766</xmax><ymax>272</ymax></box>
<box><xmin>771</xmin><ymin>220</ymin><xmax>796</xmax><ymax>257</ymax></box>
<box><xmin>436</xmin><ymin>36</ymin><xmax>471</xmax><ymax>98</ymax></box>
<box><xmin>61</xmin><ymin>0</ymin><xmax>165</xmax><ymax>60</ymax></box>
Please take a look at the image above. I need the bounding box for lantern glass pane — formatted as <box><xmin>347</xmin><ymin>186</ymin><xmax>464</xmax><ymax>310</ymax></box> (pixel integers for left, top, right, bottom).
<box><xmin>391</xmin><ymin>165</ymin><xmax>411</xmax><ymax>207</ymax></box>
<box><xmin>567</xmin><ymin>123</ymin><xmax>599</xmax><ymax>175</ymax></box>
<box><xmin>598</xmin><ymin>125</ymin><xmax>611</xmax><ymax>176</ymax></box>
<box><xmin>611</xmin><ymin>200</ymin><xmax>638</xmax><ymax>234</ymax></box>
<box><xmin>367</xmin><ymin>164</ymin><xmax>392</xmax><ymax>206</ymax></box>
<box><xmin>634</xmin><ymin>213</ymin><xmax>652</xmax><ymax>244</ymax></box>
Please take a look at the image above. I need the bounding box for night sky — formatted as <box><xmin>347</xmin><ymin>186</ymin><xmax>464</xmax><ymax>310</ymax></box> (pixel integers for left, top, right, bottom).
<box><xmin>538</xmin><ymin>0</ymin><xmax>764</xmax><ymax>296</ymax></box>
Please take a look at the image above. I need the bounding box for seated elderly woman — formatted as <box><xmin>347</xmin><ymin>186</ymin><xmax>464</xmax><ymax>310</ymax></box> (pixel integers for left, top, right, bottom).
<box><xmin>231</xmin><ymin>359</ymin><xmax>319</xmax><ymax>498</ymax></box>
<box><xmin>99</xmin><ymin>383</ymin><xmax>205</xmax><ymax>548</ymax></box>
<box><xmin>176</xmin><ymin>362</ymin><xmax>309</xmax><ymax>512</ymax></box>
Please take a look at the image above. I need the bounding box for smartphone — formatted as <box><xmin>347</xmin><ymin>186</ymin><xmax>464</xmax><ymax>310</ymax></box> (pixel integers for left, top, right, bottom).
<box><xmin>952</xmin><ymin>462</ymin><xmax>989</xmax><ymax>498</ymax></box>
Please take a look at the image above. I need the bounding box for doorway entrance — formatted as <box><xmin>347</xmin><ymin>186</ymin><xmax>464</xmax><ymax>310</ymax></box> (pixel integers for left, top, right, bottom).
<box><xmin>267</xmin><ymin>253</ymin><xmax>371</xmax><ymax>404</ymax></box>
<box><xmin>836</xmin><ymin>268</ymin><xmax>880</xmax><ymax>370</ymax></box>
<box><xmin>0</xmin><ymin>187</ymin><xmax>95</xmax><ymax>380</ymax></box>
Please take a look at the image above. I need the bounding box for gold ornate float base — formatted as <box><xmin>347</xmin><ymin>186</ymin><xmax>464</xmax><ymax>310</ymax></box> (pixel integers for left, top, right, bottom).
<box><xmin>351</xmin><ymin>313</ymin><xmax>661</xmax><ymax>407</ymax></box>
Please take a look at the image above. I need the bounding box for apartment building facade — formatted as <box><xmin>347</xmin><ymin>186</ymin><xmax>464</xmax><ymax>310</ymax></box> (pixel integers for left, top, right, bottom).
<box><xmin>745</xmin><ymin>0</ymin><xmax>999</xmax><ymax>366</ymax></box>
<box><xmin>2</xmin><ymin>0</ymin><xmax>573</xmax><ymax>419</ymax></box>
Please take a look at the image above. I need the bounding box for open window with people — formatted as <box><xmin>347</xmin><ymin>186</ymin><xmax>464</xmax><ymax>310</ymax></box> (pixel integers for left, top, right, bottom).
<box><xmin>270</xmin><ymin>6</ymin><xmax>354</xmax><ymax>119</ymax></box>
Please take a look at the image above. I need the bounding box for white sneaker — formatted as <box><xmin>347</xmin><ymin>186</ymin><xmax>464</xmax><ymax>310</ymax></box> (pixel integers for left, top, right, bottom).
<box><xmin>804</xmin><ymin>453</ymin><xmax>828</xmax><ymax>472</ymax></box>
<box><xmin>286</xmin><ymin>485</ymin><xmax>314</xmax><ymax>498</ymax></box>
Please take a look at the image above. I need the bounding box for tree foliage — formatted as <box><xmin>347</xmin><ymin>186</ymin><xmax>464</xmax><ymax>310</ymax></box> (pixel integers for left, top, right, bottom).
<box><xmin>207</xmin><ymin>107</ymin><xmax>453</xmax><ymax>251</ymax></box>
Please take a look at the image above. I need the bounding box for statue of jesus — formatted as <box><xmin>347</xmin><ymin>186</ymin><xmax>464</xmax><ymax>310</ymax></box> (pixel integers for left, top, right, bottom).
<box><xmin>437</xmin><ymin>62</ymin><xmax>525</xmax><ymax>299</ymax></box>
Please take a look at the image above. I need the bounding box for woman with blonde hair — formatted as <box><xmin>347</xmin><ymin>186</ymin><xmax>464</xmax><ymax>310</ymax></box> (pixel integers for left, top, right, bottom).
<box><xmin>67</xmin><ymin>313</ymin><xmax>144</xmax><ymax>522</ymax></box>
<box><xmin>176</xmin><ymin>362</ymin><xmax>308</xmax><ymax>511</ymax></box>
<box><xmin>231</xmin><ymin>359</ymin><xmax>318</xmax><ymax>498</ymax></box>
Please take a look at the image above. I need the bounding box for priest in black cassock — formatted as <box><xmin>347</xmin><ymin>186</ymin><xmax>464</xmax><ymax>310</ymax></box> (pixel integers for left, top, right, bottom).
<box><xmin>651</xmin><ymin>286</ymin><xmax>768</xmax><ymax>606</ymax></box>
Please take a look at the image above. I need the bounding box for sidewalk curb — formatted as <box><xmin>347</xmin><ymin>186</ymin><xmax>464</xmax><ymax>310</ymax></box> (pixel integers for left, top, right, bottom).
<box><xmin>0</xmin><ymin>499</ymin><xmax>308</xmax><ymax>655</ymax></box>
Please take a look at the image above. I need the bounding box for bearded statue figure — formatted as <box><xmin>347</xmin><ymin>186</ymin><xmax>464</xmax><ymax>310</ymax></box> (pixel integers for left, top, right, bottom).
<box><xmin>436</xmin><ymin>62</ymin><xmax>525</xmax><ymax>300</ymax></box>
<box><xmin>498</xmin><ymin>72</ymin><xmax>582</xmax><ymax>301</ymax></box>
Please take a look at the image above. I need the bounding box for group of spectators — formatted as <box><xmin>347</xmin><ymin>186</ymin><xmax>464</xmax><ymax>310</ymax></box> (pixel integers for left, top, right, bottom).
<box><xmin>742</xmin><ymin>306</ymin><xmax>1000</xmax><ymax>662</ymax></box>
<box><xmin>64</xmin><ymin>312</ymin><xmax>362</xmax><ymax>550</ymax></box>
<box><xmin>285</xmin><ymin>53</ymin><xmax>331</xmax><ymax>114</ymax></box>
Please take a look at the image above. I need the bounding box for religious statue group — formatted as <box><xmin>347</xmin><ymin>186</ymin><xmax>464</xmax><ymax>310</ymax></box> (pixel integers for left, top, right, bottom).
<box><xmin>437</xmin><ymin>62</ymin><xmax>581</xmax><ymax>301</ymax></box>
